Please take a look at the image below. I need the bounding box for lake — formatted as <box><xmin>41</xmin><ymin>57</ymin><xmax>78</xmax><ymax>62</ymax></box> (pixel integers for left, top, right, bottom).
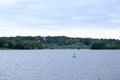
<box><xmin>0</xmin><ymin>50</ymin><xmax>120</xmax><ymax>80</ymax></box>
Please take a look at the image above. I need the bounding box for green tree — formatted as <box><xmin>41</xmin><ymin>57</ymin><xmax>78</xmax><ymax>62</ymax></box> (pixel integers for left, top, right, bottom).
<box><xmin>0</xmin><ymin>38</ymin><xmax>6</xmax><ymax>48</ymax></box>
<box><xmin>106</xmin><ymin>44</ymin><xmax>119</xmax><ymax>49</ymax></box>
<box><xmin>90</xmin><ymin>41</ymin><xmax>106</xmax><ymax>49</ymax></box>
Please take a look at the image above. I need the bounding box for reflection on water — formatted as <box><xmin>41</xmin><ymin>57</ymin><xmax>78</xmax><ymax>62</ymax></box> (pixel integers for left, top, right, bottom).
<box><xmin>0</xmin><ymin>50</ymin><xmax>120</xmax><ymax>80</ymax></box>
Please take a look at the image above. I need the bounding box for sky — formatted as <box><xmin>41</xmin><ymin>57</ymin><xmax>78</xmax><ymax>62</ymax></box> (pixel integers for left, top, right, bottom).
<box><xmin>0</xmin><ymin>0</ymin><xmax>120</xmax><ymax>39</ymax></box>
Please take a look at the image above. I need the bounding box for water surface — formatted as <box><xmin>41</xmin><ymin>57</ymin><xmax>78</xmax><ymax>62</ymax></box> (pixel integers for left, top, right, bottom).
<box><xmin>0</xmin><ymin>50</ymin><xmax>120</xmax><ymax>80</ymax></box>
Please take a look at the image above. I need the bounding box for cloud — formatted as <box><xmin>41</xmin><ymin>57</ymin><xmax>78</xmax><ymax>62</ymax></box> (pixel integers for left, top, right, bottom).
<box><xmin>0</xmin><ymin>0</ymin><xmax>19</xmax><ymax>6</ymax></box>
<box><xmin>24</xmin><ymin>4</ymin><xmax>48</xmax><ymax>11</ymax></box>
<box><xmin>70</xmin><ymin>16</ymin><xmax>95</xmax><ymax>20</ymax></box>
<box><xmin>109</xmin><ymin>19</ymin><xmax>120</xmax><ymax>23</ymax></box>
<box><xmin>0</xmin><ymin>0</ymin><xmax>120</xmax><ymax>39</ymax></box>
<box><xmin>0</xmin><ymin>22</ymin><xmax>120</xmax><ymax>39</ymax></box>
<box><xmin>108</xmin><ymin>13</ymin><xmax>120</xmax><ymax>18</ymax></box>
<box><xmin>31</xmin><ymin>20</ymin><xmax>56</xmax><ymax>24</ymax></box>
<box><xmin>107</xmin><ymin>13</ymin><xmax>120</xmax><ymax>24</ymax></box>
<box><xmin>60</xmin><ymin>27</ymin><xmax>120</xmax><ymax>39</ymax></box>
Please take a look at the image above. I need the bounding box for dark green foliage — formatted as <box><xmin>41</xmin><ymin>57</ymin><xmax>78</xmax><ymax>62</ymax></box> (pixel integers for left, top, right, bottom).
<box><xmin>0</xmin><ymin>38</ymin><xmax>7</xmax><ymax>47</ymax></box>
<box><xmin>0</xmin><ymin>37</ymin><xmax>43</xmax><ymax>49</ymax></box>
<box><xmin>90</xmin><ymin>41</ymin><xmax>106</xmax><ymax>49</ymax></box>
<box><xmin>106</xmin><ymin>44</ymin><xmax>119</xmax><ymax>49</ymax></box>
<box><xmin>0</xmin><ymin>36</ymin><xmax>120</xmax><ymax>49</ymax></box>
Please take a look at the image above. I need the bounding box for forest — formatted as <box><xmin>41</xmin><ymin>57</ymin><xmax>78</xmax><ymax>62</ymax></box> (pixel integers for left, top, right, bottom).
<box><xmin>0</xmin><ymin>36</ymin><xmax>120</xmax><ymax>49</ymax></box>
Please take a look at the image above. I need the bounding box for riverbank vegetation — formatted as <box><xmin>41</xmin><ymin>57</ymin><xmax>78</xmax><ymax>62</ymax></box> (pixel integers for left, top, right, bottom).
<box><xmin>0</xmin><ymin>36</ymin><xmax>120</xmax><ymax>49</ymax></box>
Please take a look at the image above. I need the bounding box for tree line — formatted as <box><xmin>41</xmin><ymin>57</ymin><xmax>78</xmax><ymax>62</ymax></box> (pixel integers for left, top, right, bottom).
<box><xmin>0</xmin><ymin>36</ymin><xmax>120</xmax><ymax>49</ymax></box>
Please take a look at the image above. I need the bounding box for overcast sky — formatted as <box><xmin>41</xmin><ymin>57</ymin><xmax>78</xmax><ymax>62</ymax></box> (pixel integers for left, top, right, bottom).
<box><xmin>0</xmin><ymin>0</ymin><xmax>120</xmax><ymax>39</ymax></box>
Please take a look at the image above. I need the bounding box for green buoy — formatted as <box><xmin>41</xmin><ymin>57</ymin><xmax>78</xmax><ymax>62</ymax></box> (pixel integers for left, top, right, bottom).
<box><xmin>72</xmin><ymin>53</ymin><xmax>77</xmax><ymax>58</ymax></box>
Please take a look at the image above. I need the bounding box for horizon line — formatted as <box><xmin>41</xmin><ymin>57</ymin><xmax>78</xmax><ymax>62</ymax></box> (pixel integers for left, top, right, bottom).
<box><xmin>0</xmin><ymin>35</ymin><xmax>119</xmax><ymax>40</ymax></box>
